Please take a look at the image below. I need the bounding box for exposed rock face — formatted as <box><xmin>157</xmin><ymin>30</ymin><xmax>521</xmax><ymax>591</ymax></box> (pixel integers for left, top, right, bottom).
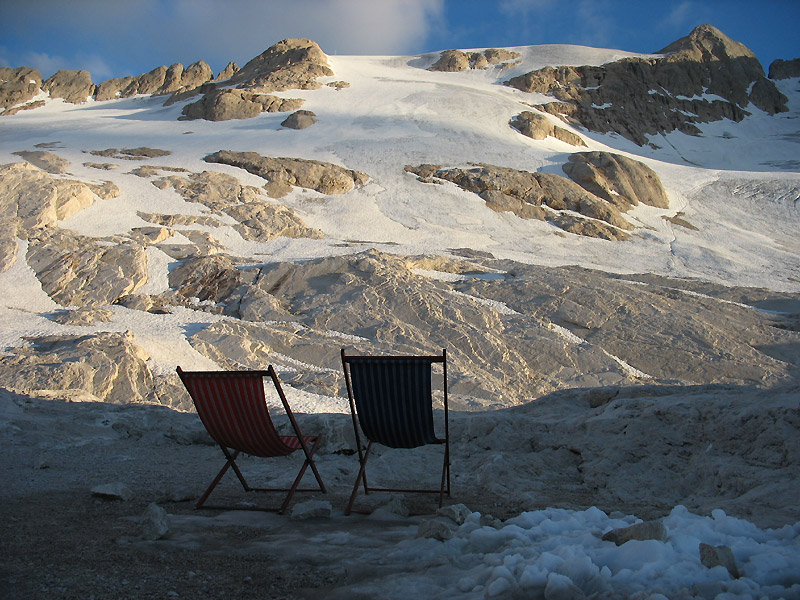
<box><xmin>179</xmin><ymin>87</ymin><xmax>304</xmax><ymax>121</ymax></box>
<box><xmin>153</xmin><ymin>170</ymin><xmax>321</xmax><ymax>241</ymax></box>
<box><xmin>0</xmin><ymin>331</ymin><xmax>156</xmax><ymax>404</ymax></box>
<box><xmin>0</xmin><ymin>67</ymin><xmax>43</xmax><ymax>113</ymax></box>
<box><xmin>42</xmin><ymin>70</ymin><xmax>95</xmax><ymax>104</ymax></box>
<box><xmin>281</xmin><ymin>110</ymin><xmax>318</xmax><ymax>129</ymax></box>
<box><xmin>95</xmin><ymin>61</ymin><xmax>213</xmax><ymax>101</ymax></box>
<box><xmin>406</xmin><ymin>162</ymin><xmax>634</xmax><ymax>240</ymax></box>
<box><xmin>175</xmin><ymin>250</ymin><xmax>799</xmax><ymax>404</ymax></box>
<box><xmin>26</xmin><ymin>228</ymin><xmax>148</xmax><ymax>307</ymax></box>
<box><xmin>510</xmin><ymin>111</ymin><xmax>587</xmax><ymax>146</ymax></box>
<box><xmin>562</xmin><ymin>152</ymin><xmax>669</xmax><ymax>210</ymax></box>
<box><xmin>204</xmin><ymin>150</ymin><xmax>369</xmax><ymax>198</ymax></box>
<box><xmin>505</xmin><ymin>25</ymin><xmax>788</xmax><ymax>145</ymax></box>
<box><xmin>0</xmin><ymin>162</ymin><xmax>104</xmax><ymax>270</ymax></box>
<box><xmin>769</xmin><ymin>58</ymin><xmax>800</xmax><ymax>80</ymax></box>
<box><xmin>429</xmin><ymin>48</ymin><xmax>521</xmax><ymax>72</ymax></box>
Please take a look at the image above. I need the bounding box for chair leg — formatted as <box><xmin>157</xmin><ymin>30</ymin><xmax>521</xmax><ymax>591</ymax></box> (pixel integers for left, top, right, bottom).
<box><xmin>345</xmin><ymin>441</ymin><xmax>373</xmax><ymax>516</ymax></box>
<box><xmin>439</xmin><ymin>444</ymin><xmax>450</xmax><ymax>508</ymax></box>
<box><xmin>196</xmin><ymin>449</ymin><xmax>244</xmax><ymax>509</ymax></box>
<box><xmin>279</xmin><ymin>437</ymin><xmax>325</xmax><ymax>514</ymax></box>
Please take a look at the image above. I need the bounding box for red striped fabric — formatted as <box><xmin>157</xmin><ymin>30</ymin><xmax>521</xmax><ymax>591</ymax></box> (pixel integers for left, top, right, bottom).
<box><xmin>180</xmin><ymin>371</ymin><xmax>309</xmax><ymax>458</ymax></box>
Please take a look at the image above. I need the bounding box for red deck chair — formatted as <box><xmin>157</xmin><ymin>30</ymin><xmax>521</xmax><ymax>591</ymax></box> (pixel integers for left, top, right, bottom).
<box><xmin>176</xmin><ymin>366</ymin><xmax>326</xmax><ymax>513</ymax></box>
<box><xmin>341</xmin><ymin>348</ymin><xmax>450</xmax><ymax>515</ymax></box>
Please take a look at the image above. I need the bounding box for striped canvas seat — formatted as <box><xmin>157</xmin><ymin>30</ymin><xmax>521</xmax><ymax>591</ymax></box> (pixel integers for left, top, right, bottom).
<box><xmin>177</xmin><ymin>366</ymin><xmax>326</xmax><ymax>513</ymax></box>
<box><xmin>341</xmin><ymin>349</ymin><xmax>451</xmax><ymax>514</ymax></box>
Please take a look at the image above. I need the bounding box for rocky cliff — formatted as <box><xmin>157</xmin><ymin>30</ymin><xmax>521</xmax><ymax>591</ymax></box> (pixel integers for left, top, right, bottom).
<box><xmin>505</xmin><ymin>25</ymin><xmax>789</xmax><ymax>146</ymax></box>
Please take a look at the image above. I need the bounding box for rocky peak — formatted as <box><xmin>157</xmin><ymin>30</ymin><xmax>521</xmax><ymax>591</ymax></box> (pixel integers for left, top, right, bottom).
<box><xmin>229</xmin><ymin>38</ymin><xmax>333</xmax><ymax>92</ymax></box>
<box><xmin>657</xmin><ymin>24</ymin><xmax>755</xmax><ymax>62</ymax></box>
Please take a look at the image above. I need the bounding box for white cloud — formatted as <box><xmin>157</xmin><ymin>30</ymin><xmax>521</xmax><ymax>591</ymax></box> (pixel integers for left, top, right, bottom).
<box><xmin>1</xmin><ymin>0</ymin><xmax>444</xmax><ymax>79</ymax></box>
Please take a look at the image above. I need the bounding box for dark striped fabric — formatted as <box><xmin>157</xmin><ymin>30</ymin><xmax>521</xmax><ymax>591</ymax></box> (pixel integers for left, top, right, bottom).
<box><xmin>179</xmin><ymin>371</ymin><xmax>298</xmax><ymax>458</ymax></box>
<box><xmin>348</xmin><ymin>358</ymin><xmax>438</xmax><ymax>449</ymax></box>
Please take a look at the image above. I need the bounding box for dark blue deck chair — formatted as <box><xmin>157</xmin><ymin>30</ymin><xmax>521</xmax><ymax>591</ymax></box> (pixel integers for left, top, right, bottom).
<box><xmin>340</xmin><ymin>348</ymin><xmax>451</xmax><ymax>515</ymax></box>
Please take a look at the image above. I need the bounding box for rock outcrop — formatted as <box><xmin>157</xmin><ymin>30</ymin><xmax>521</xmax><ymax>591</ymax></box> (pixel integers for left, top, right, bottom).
<box><xmin>204</xmin><ymin>150</ymin><xmax>369</xmax><ymax>198</ymax></box>
<box><xmin>153</xmin><ymin>170</ymin><xmax>322</xmax><ymax>241</ymax></box>
<box><xmin>510</xmin><ymin>111</ymin><xmax>586</xmax><ymax>146</ymax></box>
<box><xmin>406</xmin><ymin>161</ymin><xmax>637</xmax><ymax>240</ymax></box>
<box><xmin>26</xmin><ymin>228</ymin><xmax>148</xmax><ymax>306</ymax></box>
<box><xmin>562</xmin><ymin>152</ymin><xmax>669</xmax><ymax>210</ymax></box>
<box><xmin>429</xmin><ymin>48</ymin><xmax>521</xmax><ymax>72</ymax></box>
<box><xmin>179</xmin><ymin>87</ymin><xmax>303</xmax><ymax>121</ymax></box>
<box><xmin>0</xmin><ymin>162</ymin><xmax>109</xmax><ymax>270</ymax></box>
<box><xmin>505</xmin><ymin>25</ymin><xmax>788</xmax><ymax>145</ymax></box>
<box><xmin>12</xmin><ymin>150</ymin><xmax>70</xmax><ymax>174</ymax></box>
<box><xmin>0</xmin><ymin>67</ymin><xmax>43</xmax><ymax>114</ymax></box>
<box><xmin>42</xmin><ymin>70</ymin><xmax>96</xmax><ymax>104</ymax></box>
<box><xmin>178</xmin><ymin>39</ymin><xmax>331</xmax><ymax>122</ymax></box>
<box><xmin>0</xmin><ymin>331</ymin><xmax>156</xmax><ymax>404</ymax></box>
<box><xmin>769</xmin><ymin>58</ymin><xmax>800</xmax><ymax>80</ymax></box>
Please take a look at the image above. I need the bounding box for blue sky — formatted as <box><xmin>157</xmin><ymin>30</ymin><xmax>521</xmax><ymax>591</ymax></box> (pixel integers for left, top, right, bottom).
<box><xmin>1</xmin><ymin>0</ymin><xmax>798</xmax><ymax>81</ymax></box>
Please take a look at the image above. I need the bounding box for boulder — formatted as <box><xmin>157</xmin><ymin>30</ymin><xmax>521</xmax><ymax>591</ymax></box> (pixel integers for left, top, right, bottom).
<box><xmin>42</xmin><ymin>70</ymin><xmax>95</xmax><ymax>104</ymax></box>
<box><xmin>290</xmin><ymin>500</ymin><xmax>333</xmax><ymax>520</ymax></box>
<box><xmin>510</xmin><ymin>111</ymin><xmax>587</xmax><ymax>146</ymax></box>
<box><xmin>602</xmin><ymin>519</ymin><xmax>667</xmax><ymax>545</ymax></box>
<box><xmin>768</xmin><ymin>58</ymin><xmax>800</xmax><ymax>80</ymax></box>
<box><xmin>91</xmin><ymin>482</ymin><xmax>133</xmax><ymax>501</ymax></box>
<box><xmin>0</xmin><ymin>67</ymin><xmax>43</xmax><ymax>113</ymax></box>
<box><xmin>281</xmin><ymin>110</ymin><xmax>318</xmax><ymax>129</ymax></box>
<box><xmin>0</xmin><ymin>331</ymin><xmax>156</xmax><ymax>404</ymax></box>
<box><xmin>699</xmin><ymin>543</ymin><xmax>740</xmax><ymax>578</ymax></box>
<box><xmin>204</xmin><ymin>150</ymin><xmax>369</xmax><ymax>197</ymax></box>
<box><xmin>562</xmin><ymin>152</ymin><xmax>669</xmax><ymax>210</ymax></box>
<box><xmin>505</xmin><ymin>25</ymin><xmax>788</xmax><ymax>145</ymax></box>
<box><xmin>26</xmin><ymin>228</ymin><xmax>148</xmax><ymax>307</ymax></box>
<box><xmin>139</xmin><ymin>503</ymin><xmax>170</xmax><ymax>540</ymax></box>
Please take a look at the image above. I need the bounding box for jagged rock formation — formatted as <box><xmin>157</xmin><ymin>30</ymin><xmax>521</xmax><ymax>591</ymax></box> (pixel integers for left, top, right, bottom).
<box><xmin>96</xmin><ymin>61</ymin><xmax>213</xmax><ymax>101</ymax></box>
<box><xmin>562</xmin><ymin>152</ymin><xmax>669</xmax><ymax>210</ymax></box>
<box><xmin>429</xmin><ymin>48</ymin><xmax>521</xmax><ymax>71</ymax></box>
<box><xmin>26</xmin><ymin>228</ymin><xmax>148</xmax><ymax>306</ymax></box>
<box><xmin>215</xmin><ymin>62</ymin><xmax>240</xmax><ymax>81</ymax></box>
<box><xmin>769</xmin><ymin>58</ymin><xmax>800</xmax><ymax>79</ymax></box>
<box><xmin>406</xmin><ymin>160</ymin><xmax>640</xmax><ymax>240</ymax></box>
<box><xmin>153</xmin><ymin>170</ymin><xmax>322</xmax><ymax>241</ymax></box>
<box><xmin>510</xmin><ymin>111</ymin><xmax>586</xmax><ymax>146</ymax></box>
<box><xmin>89</xmin><ymin>147</ymin><xmax>171</xmax><ymax>160</ymax></box>
<box><xmin>0</xmin><ymin>67</ymin><xmax>43</xmax><ymax>114</ymax></box>
<box><xmin>0</xmin><ymin>331</ymin><xmax>156</xmax><ymax>404</ymax></box>
<box><xmin>179</xmin><ymin>38</ymin><xmax>331</xmax><ymax>121</ymax></box>
<box><xmin>42</xmin><ymin>70</ymin><xmax>95</xmax><ymax>104</ymax></box>
<box><xmin>204</xmin><ymin>150</ymin><xmax>369</xmax><ymax>198</ymax></box>
<box><xmin>281</xmin><ymin>110</ymin><xmax>318</xmax><ymax>129</ymax></box>
<box><xmin>505</xmin><ymin>25</ymin><xmax>788</xmax><ymax>145</ymax></box>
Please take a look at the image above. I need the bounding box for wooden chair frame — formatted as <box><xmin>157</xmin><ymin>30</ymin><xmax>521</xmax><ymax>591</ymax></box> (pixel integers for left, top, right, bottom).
<box><xmin>177</xmin><ymin>366</ymin><xmax>326</xmax><ymax>514</ymax></box>
<box><xmin>341</xmin><ymin>349</ymin><xmax>451</xmax><ymax>515</ymax></box>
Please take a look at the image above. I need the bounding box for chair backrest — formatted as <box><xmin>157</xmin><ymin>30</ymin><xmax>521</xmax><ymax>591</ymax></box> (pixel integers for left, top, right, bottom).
<box><xmin>176</xmin><ymin>367</ymin><xmax>295</xmax><ymax>457</ymax></box>
<box><xmin>342</xmin><ymin>351</ymin><xmax>447</xmax><ymax>449</ymax></box>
